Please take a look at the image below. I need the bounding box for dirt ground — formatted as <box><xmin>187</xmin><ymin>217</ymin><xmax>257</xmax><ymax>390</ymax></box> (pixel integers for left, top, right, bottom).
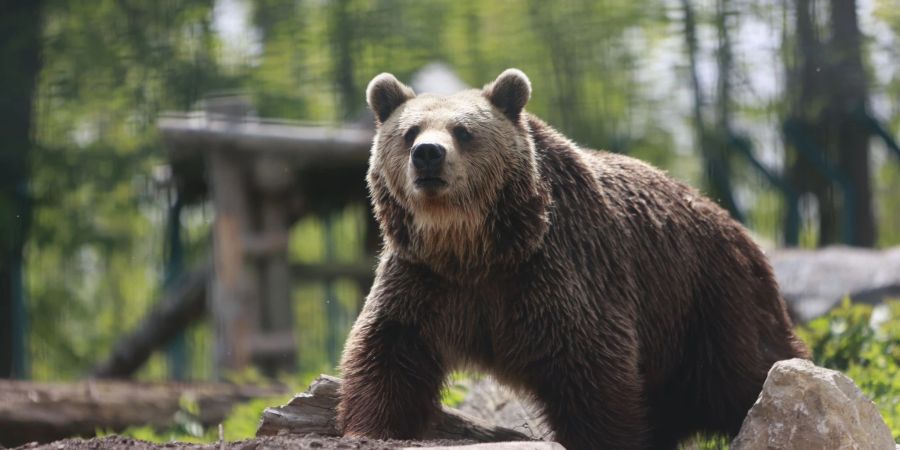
<box><xmin>12</xmin><ymin>435</ymin><xmax>479</xmax><ymax>450</ymax></box>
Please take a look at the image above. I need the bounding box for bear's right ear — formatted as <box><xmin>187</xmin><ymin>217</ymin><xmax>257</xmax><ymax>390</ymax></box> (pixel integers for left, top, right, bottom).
<box><xmin>366</xmin><ymin>73</ymin><xmax>415</xmax><ymax>125</ymax></box>
<box><xmin>483</xmin><ymin>69</ymin><xmax>532</xmax><ymax>122</ymax></box>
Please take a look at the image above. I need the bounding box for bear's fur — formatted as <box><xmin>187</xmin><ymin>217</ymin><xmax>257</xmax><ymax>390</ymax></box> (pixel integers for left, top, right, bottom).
<box><xmin>337</xmin><ymin>69</ymin><xmax>809</xmax><ymax>450</ymax></box>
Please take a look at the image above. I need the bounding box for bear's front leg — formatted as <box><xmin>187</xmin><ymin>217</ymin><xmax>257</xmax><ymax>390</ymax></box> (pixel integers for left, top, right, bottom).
<box><xmin>337</xmin><ymin>297</ymin><xmax>446</xmax><ymax>439</ymax></box>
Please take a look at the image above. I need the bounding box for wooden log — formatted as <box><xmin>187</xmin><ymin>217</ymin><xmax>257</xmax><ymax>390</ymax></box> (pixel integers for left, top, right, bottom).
<box><xmin>92</xmin><ymin>267</ymin><xmax>209</xmax><ymax>378</ymax></box>
<box><xmin>0</xmin><ymin>380</ymin><xmax>287</xmax><ymax>447</ymax></box>
<box><xmin>256</xmin><ymin>375</ymin><xmax>532</xmax><ymax>443</ymax></box>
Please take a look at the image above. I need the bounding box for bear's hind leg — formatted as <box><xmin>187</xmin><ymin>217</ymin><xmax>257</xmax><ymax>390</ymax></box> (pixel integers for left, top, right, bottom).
<box><xmin>526</xmin><ymin>350</ymin><xmax>651</xmax><ymax>450</ymax></box>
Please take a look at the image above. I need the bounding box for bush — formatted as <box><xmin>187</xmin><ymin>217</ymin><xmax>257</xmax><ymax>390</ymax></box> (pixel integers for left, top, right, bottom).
<box><xmin>797</xmin><ymin>298</ymin><xmax>900</xmax><ymax>442</ymax></box>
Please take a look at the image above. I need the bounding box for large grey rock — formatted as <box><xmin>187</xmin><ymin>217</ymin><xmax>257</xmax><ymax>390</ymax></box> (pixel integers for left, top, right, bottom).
<box><xmin>732</xmin><ymin>358</ymin><xmax>895</xmax><ymax>450</ymax></box>
<box><xmin>771</xmin><ymin>246</ymin><xmax>900</xmax><ymax>322</ymax></box>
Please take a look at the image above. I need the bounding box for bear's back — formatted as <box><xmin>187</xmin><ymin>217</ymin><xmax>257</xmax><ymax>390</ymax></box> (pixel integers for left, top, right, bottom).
<box><xmin>528</xmin><ymin>115</ymin><xmax>783</xmax><ymax>383</ymax></box>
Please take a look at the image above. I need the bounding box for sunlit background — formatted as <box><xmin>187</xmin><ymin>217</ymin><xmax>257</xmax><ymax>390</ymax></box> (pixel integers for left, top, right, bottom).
<box><xmin>2</xmin><ymin>0</ymin><xmax>899</xmax><ymax>388</ymax></box>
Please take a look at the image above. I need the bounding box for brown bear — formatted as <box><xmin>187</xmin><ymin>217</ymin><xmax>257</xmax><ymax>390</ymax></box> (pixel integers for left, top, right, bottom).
<box><xmin>337</xmin><ymin>69</ymin><xmax>809</xmax><ymax>450</ymax></box>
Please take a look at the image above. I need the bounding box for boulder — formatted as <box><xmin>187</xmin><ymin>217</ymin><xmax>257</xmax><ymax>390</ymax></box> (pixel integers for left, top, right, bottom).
<box><xmin>770</xmin><ymin>246</ymin><xmax>900</xmax><ymax>322</ymax></box>
<box><xmin>732</xmin><ymin>358</ymin><xmax>895</xmax><ymax>450</ymax></box>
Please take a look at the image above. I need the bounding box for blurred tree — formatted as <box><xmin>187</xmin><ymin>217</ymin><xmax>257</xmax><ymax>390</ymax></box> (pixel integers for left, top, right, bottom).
<box><xmin>27</xmin><ymin>0</ymin><xmax>229</xmax><ymax>379</ymax></box>
<box><xmin>15</xmin><ymin>0</ymin><xmax>899</xmax><ymax>383</ymax></box>
<box><xmin>785</xmin><ymin>0</ymin><xmax>876</xmax><ymax>246</ymax></box>
<box><xmin>329</xmin><ymin>0</ymin><xmax>360</xmax><ymax>119</ymax></box>
<box><xmin>680</xmin><ymin>0</ymin><xmax>743</xmax><ymax>221</ymax></box>
<box><xmin>0</xmin><ymin>0</ymin><xmax>42</xmax><ymax>379</ymax></box>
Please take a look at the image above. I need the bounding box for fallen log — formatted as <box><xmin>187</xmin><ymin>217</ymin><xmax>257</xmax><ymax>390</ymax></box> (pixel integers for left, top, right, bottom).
<box><xmin>0</xmin><ymin>379</ymin><xmax>287</xmax><ymax>447</ymax></box>
<box><xmin>257</xmin><ymin>375</ymin><xmax>533</xmax><ymax>443</ymax></box>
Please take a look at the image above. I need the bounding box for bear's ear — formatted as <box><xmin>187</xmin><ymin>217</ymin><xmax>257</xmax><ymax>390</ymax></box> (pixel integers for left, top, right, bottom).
<box><xmin>483</xmin><ymin>69</ymin><xmax>532</xmax><ymax>122</ymax></box>
<box><xmin>366</xmin><ymin>73</ymin><xmax>415</xmax><ymax>125</ymax></box>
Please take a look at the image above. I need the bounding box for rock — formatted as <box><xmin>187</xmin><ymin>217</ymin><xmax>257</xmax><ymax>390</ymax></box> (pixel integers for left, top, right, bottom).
<box><xmin>732</xmin><ymin>358</ymin><xmax>895</xmax><ymax>450</ymax></box>
<box><xmin>256</xmin><ymin>375</ymin><xmax>533</xmax><ymax>443</ymax></box>
<box><xmin>403</xmin><ymin>443</ymin><xmax>564</xmax><ymax>450</ymax></box>
<box><xmin>456</xmin><ymin>378</ymin><xmax>550</xmax><ymax>440</ymax></box>
<box><xmin>770</xmin><ymin>246</ymin><xmax>900</xmax><ymax>322</ymax></box>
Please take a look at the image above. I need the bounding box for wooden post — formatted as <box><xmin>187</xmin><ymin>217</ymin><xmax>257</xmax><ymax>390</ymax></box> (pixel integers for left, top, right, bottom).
<box><xmin>252</xmin><ymin>156</ymin><xmax>296</xmax><ymax>375</ymax></box>
<box><xmin>206</xmin><ymin>97</ymin><xmax>259</xmax><ymax>378</ymax></box>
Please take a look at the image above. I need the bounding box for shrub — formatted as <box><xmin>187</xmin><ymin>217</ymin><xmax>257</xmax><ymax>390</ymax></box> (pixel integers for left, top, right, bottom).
<box><xmin>797</xmin><ymin>298</ymin><xmax>900</xmax><ymax>442</ymax></box>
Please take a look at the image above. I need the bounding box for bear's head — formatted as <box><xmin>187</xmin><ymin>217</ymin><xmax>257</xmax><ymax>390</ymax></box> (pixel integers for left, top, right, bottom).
<box><xmin>365</xmin><ymin>69</ymin><xmax>550</xmax><ymax>279</ymax></box>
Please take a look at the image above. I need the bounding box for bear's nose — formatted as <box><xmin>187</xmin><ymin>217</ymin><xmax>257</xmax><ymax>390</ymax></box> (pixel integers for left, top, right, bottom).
<box><xmin>411</xmin><ymin>143</ymin><xmax>446</xmax><ymax>173</ymax></box>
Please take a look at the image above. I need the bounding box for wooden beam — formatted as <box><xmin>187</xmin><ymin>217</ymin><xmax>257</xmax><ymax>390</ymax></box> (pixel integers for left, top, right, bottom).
<box><xmin>290</xmin><ymin>259</ymin><xmax>377</xmax><ymax>284</ymax></box>
<box><xmin>159</xmin><ymin>114</ymin><xmax>372</xmax><ymax>168</ymax></box>
<box><xmin>91</xmin><ymin>267</ymin><xmax>209</xmax><ymax>379</ymax></box>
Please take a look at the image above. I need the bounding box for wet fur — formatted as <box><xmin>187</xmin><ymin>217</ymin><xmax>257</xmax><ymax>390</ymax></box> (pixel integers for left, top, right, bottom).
<box><xmin>338</xmin><ymin>71</ymin><xmax>809</xmax><ymax>450</ymax></box>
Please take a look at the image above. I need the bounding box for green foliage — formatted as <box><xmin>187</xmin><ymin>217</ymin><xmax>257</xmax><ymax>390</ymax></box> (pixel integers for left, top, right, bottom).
<box><xmin>19</xmin><ymin>0</ymin><xmax>900</xmax><ymax>391</ymax></box>
<box><xmin>797</xmin><ymin>299</ymin><xmax>900</xmax><ymax>441</ymax></box>
<box><xmin>28</xmin><ymin>0</ymin><xmax>232</xmax><ymax>380</ymax></box>
<box><xmin>440</xmin><ymin>372</ymin><xmax>472</xmax><ymax>408</ymax></box>
<box><xmin>680</xmin><ymin>435</ymin><xmax>729</xmax><ymax>450</ymax></box>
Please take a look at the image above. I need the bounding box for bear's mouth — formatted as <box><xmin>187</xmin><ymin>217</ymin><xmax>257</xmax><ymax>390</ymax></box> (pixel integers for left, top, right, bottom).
<box><xmin>414</xmin><ymin>177</ymin><xmax>448</xmax><ymax>191</ymax></box>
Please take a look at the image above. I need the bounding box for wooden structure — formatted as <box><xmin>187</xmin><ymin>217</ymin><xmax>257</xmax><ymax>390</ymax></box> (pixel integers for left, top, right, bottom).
<box><xmin>158</xmin><ymin>97</ymin><xmax>376</xmax><ymax>377</ymax></box>
<box><xmin>88</xmin><ymin>64</ymin><xmax>468</xmax><ymax>379</ymax></box>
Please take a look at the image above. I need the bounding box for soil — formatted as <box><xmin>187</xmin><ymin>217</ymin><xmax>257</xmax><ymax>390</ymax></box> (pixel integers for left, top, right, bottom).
<box><xmin>12</xmin><ymin>435</ymin><xmax>479</xmax><ymax>450</ymax></box>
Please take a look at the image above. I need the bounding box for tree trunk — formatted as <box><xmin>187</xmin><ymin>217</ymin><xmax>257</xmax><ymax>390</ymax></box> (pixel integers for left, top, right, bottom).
<box><xmin>0</xmin><ymin>0</ymin><xmax>42</xmax><ymax>379</ymax></box>
<box><xmin>330</xmin><ymin>0</ymin><xmax>359</xmax><ymax>120</ymax></box>
<box><xmin>829</xmin><ymin>0</ymin><xmax>875</xmax><ymax>246</ymax></box>
<box><xmin>787</xmin><ymin>0</ymin><xmax>874</xmax><ymax>247</ymax></box>
<box><xmin>681</xmin><ymin>0</ymin><xmax>742</xmax><ymax>221</ymax></box>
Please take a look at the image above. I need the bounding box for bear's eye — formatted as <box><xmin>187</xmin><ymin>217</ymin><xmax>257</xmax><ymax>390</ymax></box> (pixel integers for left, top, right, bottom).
<box><xmin>453</xmin><ymin>126</ymin><xmax>473</xmax><ymax>143</ymax></box>
<box><xmin>403</xmin><ymin>126</ymin><xmax>420</xmax><ymax>144</ymax></box>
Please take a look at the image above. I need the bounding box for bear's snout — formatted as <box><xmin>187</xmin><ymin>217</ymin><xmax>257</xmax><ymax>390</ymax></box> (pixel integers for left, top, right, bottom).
<box><xmin>411</xmin><ymin>143</ymin><xmax>446</xmax><ymax>174</ymax></box>
<box><xmin>411</xmin><ymin>143</ymin><xmax>448</xmax><ymax>192</ymax></box>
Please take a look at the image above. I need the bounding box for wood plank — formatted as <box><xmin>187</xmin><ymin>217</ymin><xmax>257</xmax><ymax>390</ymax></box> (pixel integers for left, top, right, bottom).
<box><xmin>159</xmin><ymin>114</ymin><xmax>372</xmax><ymax>168</ymax></box>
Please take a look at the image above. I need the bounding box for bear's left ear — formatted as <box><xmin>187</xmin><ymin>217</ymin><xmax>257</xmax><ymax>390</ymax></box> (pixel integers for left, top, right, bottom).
<box><xmin>483</xmin><ymin>69</ymin><xmax>532</xmax><ymax>122</ymax></box>
<box><xmin>367</xmin><ymin>73</ymin><xmax>416</xmax><ymax>125</ymax></box>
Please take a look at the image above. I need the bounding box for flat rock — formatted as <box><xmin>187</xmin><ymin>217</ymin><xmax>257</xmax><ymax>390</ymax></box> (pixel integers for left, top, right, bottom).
<box><xmin>403</xmin><ymin>443</ymin><xmax>564</xmax><ymax>450</ymax></box>
<box><xmin>456</xmin><ymin>379</ymin><xmax>549</xmax><ymax>440</ymax></box>
<box><xmin>732</xmin><ymin>358</ymin><xmax>895</xmax><ymax>450</ymax></box>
